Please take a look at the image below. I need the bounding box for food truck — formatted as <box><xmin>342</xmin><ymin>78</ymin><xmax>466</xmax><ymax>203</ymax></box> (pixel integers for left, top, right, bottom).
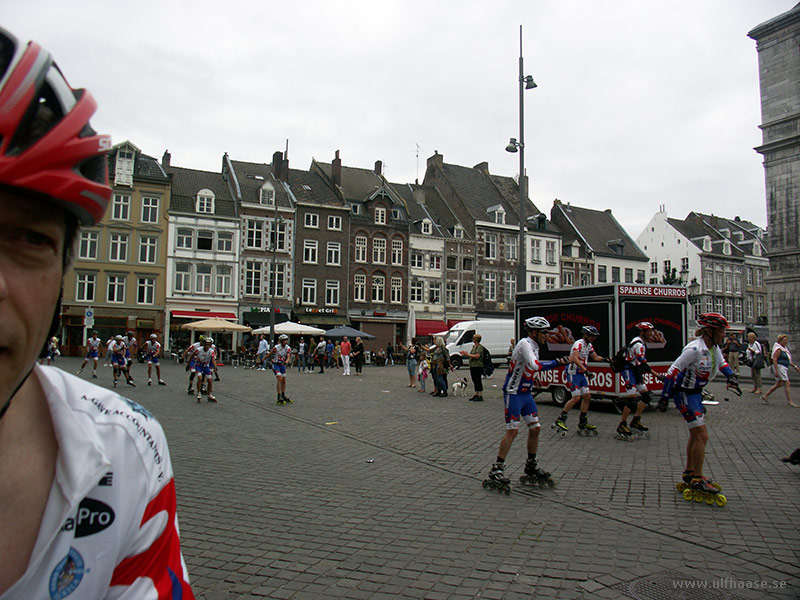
<box><xmin>515</xmin><ymin>283</ymin><xmax>689</xmax><ymax>406</ymax></box>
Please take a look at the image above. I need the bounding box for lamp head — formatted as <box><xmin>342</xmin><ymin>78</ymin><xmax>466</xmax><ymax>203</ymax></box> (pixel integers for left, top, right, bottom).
<box><xmin>524</xmin><ymin>76</ymin><xmax>537</xmax><ymax>89</ymax></box>
<box><xmin>505</xmin><ymin>138</ymin><xmax>519</xmax><ymax>153</ymax></box>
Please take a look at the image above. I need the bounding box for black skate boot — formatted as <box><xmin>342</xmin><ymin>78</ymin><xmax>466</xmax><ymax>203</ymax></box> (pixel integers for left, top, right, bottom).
<box><xmin>629</xmin><ymin>416</ymin><xmax>649</xmax><ymax>438</ymax></box>
<box><xmin>682</xmin><ymin>476</ymin><xmax>726</xmax><ymax>507</ymax></box>
<box><xmin>519</xmin><ymin>458</ymin><xmax>555</xmax><ymax>488</ymax></box>
<box><xmin>551</xmin><ymin>413</ymin><xmax>568</xmax><ymax>437</ymax></box>
<box><xmin>482</xmin><ymin>462</ymin><xmax>511</xmax><ymax>495</ymax></box>
<box><xmin>577</xmin><ymin>418</ymin><xmax>598</xmax><ymax>436</ymax></box>
<box><xmin>281</xmin><ymin>393</ymin><xmax>292</xmax><ymax>404</ymax></box>
<box><xmin>781</xmin><ymin>448</ymin><xmax>800</xmax><ymax>465</ymax></box>
<box><xmin>613</xmin><ymin>421</ymin><xmax>633</xmax><ymax>441</ymax></box>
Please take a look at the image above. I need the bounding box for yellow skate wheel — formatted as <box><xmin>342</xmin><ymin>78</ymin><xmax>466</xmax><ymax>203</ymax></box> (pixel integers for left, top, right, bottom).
<box><xmin>715</xmin><ymin>494</ymin><xmax>727</xmax><ymax>507</ymax></box>
<box><xmin>676</xmin><ymin>482</ymin><xmax>687</xmax><ymax>492</ymax></box>
<box><xmin>694</xmin><ymin>491</ymin><xmax>704</xmax><ymax>503</ymax></box>
<box><xmin>711</xmin><ymin>482</ymin><xmax>722</xmax><ymax>491</ymax></box>
<box><xmin>705</xmin><ymin>495</ymin><xmax>715</xmax><ymax>505</ymax></box>
<box><xmin>682</xmin><ymin>488</ymin><xmax>693</xmax><ymax>501</ymax></box>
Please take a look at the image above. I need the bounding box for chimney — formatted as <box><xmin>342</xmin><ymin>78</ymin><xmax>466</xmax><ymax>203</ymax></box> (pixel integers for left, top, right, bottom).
<box><xmin>332</xmin><ymin>150</ymin><xmax>342</xmax><ymax>187</ymax></box>
<box><xmin>427</xmin><ymin>151</ymin><xmax>443</xmax><ymax>170</ymax></box>
<box><xmin>374</xmin><ymin>160</ymin><xmax>382</xmax><ymax>176</ymax></box>
<box><xmin>272</xmin><ymin>151</ymin><xmax>284</xmax><ymax>180</ymax></box>
<box><xmin>162</xmin><ymin>150</ymin><xmax>171</xmax><ymax>167</ymax></box>
<box><xmin>414</xmin><ymin>187</ymin><xmax>426</xmax><ymax>205</ymax></box>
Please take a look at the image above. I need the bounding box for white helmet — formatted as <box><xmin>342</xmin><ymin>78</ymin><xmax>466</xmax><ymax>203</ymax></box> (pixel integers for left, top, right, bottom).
<box><xmin>204</xmin><ymin>337</ymin><xmax>213</xmax><ymax>344</ymax></box>
<box><xmin>115</xmin><ymin>335</ymin><xmax>123</xmax><ymax>341</ymax></box>
<box><xmin>524</xmin><ymin>316</ymin><xmax>551</xmax><ymax>331</ymax></box>
<box><xmin>279</xmin><ymin>334</ymin><xmax>289</xmax><ymax>341</ymax></box>
<box><xmin>150</xmin><ymin>333</ymin><xmax>157</xmax><ymax>339</ymax></box>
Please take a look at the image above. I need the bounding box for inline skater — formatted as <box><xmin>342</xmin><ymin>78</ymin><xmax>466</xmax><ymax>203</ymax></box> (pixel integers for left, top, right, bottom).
<box><xmin>145</xmin><ymin>333</ymin><xmax>166</xmax><ymax>386</ymax></box>
<box><xmin>661</xmin><ymin>313</ymin><xmax>741</xmax><ymax>504</ymax></box>
<box><xmin>109</xmin><ymin>335</ymin><xmax>129</xmax><ymax>388</ymax></box>
<box><xmin>271</xmin><ymin>334</ymin><xmax>292</xmax><ymax>404</ymax></box>
<box><xmin>0</xmin><ymin>26</ymin><xmax>194</xmax><ymax>595</ymax></box>
<box><xmin>553</xmin><ymin>325</ymin><xmax>608</xmax><ymax>436</ymax></box>
<box><xmin>182</xmin><ymin>336</ymin><xmax>203</xmax><ymax>394</ymax></box>
<box><xmin>484</xmin><ymin>317</ymin><xmax>567</xmax><ymax>493</ymax></box>
<box><xmin>122</xmin><ymin>329</ymin><xmax>138</xmax><ymax>382</ymax></box>
<box><xmin>189</xmin><ymin>337</ymin><xmax>218</xmax><ymax>402</ymax></box>
<box><xmin>614</xmin><ymin>322</ymin><xmax>664</xmax><ymax>440</ymax></box>
<box><xmin>77</xmin><ymin>330</ymin><xmax>102</xmax><ymax>378</ymax></box>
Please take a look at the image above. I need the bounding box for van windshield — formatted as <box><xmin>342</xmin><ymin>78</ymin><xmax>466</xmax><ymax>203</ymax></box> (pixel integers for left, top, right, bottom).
<box><xmin>453</xmin><ymin>329</ymin><xmax>475</xmax><ymax>345</ymax></box>
<box><xmin>445</xmin><ymin>329</ymin><xmax>462</xmax><ymax>345</ymax></box>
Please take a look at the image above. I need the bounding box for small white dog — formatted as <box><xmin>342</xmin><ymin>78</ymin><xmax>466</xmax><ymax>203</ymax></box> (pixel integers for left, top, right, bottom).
<box><xmin>451</xmin><ymin>377</ymin><xmax>470</xmax><ymax>397</ymax></box>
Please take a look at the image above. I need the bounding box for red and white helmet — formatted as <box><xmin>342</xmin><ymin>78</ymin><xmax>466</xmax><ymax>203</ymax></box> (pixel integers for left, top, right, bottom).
<box><xmin>636</xmin><ymin>321</ymin><xmax>655</xmax><ymax>330</ymax></box>
<box><xmin>0</xmin><ymin>27</ymin><xmax>111</xmax><ymax>225</ymax></box>
<box><xmin>697</xmin><ymin>313</ymin><xmax>728</xmax><ymax>330</ymax></box>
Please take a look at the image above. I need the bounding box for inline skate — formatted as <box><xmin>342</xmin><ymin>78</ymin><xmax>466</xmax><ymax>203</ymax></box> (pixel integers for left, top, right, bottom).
<box><xmin>629</xmin><ymin>417</ymin><xmax>650</xmax><ymax>439</ymax></box>
<box><xmin>675</xmin><ymin>471</ymin><xmax>722</xmax><ymax>494</ymax></box>
<box><xmin>613</xmin><ymin>422</ymin><xmax>633</xmax><ymax>442</ymax></box>
<box><xmin>518</xmin><ymin>458</ymin><xmax>555</xmax><ymax>488</ymax></box>
<box><xmin>679</xmin><ymin>476</ymin><xmax>726</xmax><ymax>507</ymax></box>
<box><xmin>551</xmin><ymin>415</ymin><xmax>568</xmax><ymax>437</ymax></box>
<box><xmin>577</xmin><ymin>421</ymin><xmax>598</xmax><ymax>436</ymax></box>
<box><xmin>482</xmin><ymin>462</ymin><xmax>511</xmax><ymax>495</ymax></box>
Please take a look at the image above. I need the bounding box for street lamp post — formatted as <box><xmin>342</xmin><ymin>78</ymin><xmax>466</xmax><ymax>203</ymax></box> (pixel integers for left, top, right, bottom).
<box><xmin>506</xmin><ymin>25</ymin><xmax>536</xmax><ymax>296</ymax></box>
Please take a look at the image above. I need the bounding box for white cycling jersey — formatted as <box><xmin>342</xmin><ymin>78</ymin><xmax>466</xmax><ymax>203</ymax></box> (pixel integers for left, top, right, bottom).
<box><xmin>566</xmin><ymin>339</ymin><xmax>594</xmax><ymax>375</ymax></box>
<box><xmin>0</xmin><ymin>366</ymin><xmax>194</xmax><ymax>600</ymax></box>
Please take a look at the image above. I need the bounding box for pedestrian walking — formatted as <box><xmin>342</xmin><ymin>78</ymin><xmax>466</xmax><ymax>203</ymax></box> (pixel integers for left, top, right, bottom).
<box><xmin>461</xmin><ymin>334</ymin><xmax>486</xmax><ymax>402</ymax></box>
<box><xmin>724</xmin><ymin>332</ymin><xmax>741</xmax><ymax>376</ymax></box>
<box><xmin>762</xmin><ymin>333</ymin><xmax>800</xmax><ymax>407</ymax></box>
<box><xmin>352</xmin><ymin>337</ymin><xmax>365</xmax><ymax>375</ymax></box>
<box><xmin>297</xmin><ymin>337</ymin><xmax>307</xmax><ymax>372</ymax></box>
<box><xmin>430</xmin><ymin>336</ymin><xmax>450</xmax><ymax>396</ymax></box>
<box><xmin>745</xmin><ymin>332</ymin><xmax>765</xmax><ymax>395</ymax></box>
<box><xmin>315</xmin><ymin>337</ymin><xmax>327</xmax><ymax>374</ymax></box>
<box><xmin>256</xmin><ymin>335</ymin><xmax>268</xmax><ymax>371</ymax></box>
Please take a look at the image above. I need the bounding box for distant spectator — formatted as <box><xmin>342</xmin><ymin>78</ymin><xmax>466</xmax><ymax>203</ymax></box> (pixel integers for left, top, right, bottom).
<box><xmin>762</xmin><ymin>334</ymin><xmax>800</xmax><ymax>407</ymax></box>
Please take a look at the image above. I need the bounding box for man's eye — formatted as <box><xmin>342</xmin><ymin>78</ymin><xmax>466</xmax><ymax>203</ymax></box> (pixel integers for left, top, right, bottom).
<box><xmin>23</xmin><ymin>230</ymin><xmax>55</xmax><ymax>247</ymax></box>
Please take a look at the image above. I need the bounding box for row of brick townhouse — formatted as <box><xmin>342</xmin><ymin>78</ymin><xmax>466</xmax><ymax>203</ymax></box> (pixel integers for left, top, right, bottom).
<box><xmin>60</xmin><ymin>141</ymin><xmax>769</xmax><ymax>355</ymax></box>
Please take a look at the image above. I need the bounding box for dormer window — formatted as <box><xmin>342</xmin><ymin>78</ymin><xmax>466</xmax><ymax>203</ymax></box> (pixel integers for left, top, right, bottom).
<box><xmin>753</xmin><ymin>243</ymin><xmax>761</xmax><ymax>257</ymax></box>
<box><xmin>375</xmin><ymin>207</ymin><xmax>387</xmax><ymax>225</ymax></box>
<box><xmin>703</xmin><ymin>236</ymin><xmax>712</xmax><ymax>252</ymax></box>
<box><xmin>351</xmin><ymin>203</ymin><xmax>360</xmax><ymax>215</ymax></box>
<box><xmin>259</xmin><ymin>183</ymin><xmax>275</xmax><ymax>207</ymax></box>
<box><xmin>453</xmin><ymin>225</ymin><xmax>464</xmax><ymax>239</ymax></box>
<box><xmin>421</xmin><ymin>219</ymin><xmax>432</xmax><ymax>235</ymax></box>
<box><xmin>486</xmin><ymin>205</ymin><xmax>506</xmax><ymax>224</ymax></box>
<box><xmin>114</xmin><ymin>147</ymin><xmax>135</xmax><ymax>187</ymax></box>
<box><xmin>720</xmin><ymin>228</ymin><xmax>730</xmax><ymax>238</ymax></box>
<box><xmin>391</xmin><ymin>208</ymin><xmax>401</xmax><ymax>220</ymax></box>
<box><xmin>196</xmin><ymin>189</ymin><xmax>215</xmax><ymax>214</ymax></box>
<box><xmin>723</xmin><ymin>240</ymin><xmax>732</xmax><ymax>256</ymax></box>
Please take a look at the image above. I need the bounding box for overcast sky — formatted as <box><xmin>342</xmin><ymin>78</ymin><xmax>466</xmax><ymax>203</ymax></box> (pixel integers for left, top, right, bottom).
<box><xmin>5</xmin><ymin>1</ymin><xmax>794</xmax><ymax>236</ymax></box>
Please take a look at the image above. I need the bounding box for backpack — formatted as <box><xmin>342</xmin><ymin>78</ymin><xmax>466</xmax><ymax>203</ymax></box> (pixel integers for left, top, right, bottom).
<box><xmin>482</xmin><ymin>346</ymin><xmax>494</xmax><ymax>377</ymax></box>
<box><xmin>610</xmin><ymin>341</ymin><xmax>634</xmax><ymax>373</ymax></box>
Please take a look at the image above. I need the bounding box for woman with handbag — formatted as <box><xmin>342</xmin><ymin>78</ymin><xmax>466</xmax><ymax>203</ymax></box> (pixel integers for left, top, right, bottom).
<box><xmin>746</xmin><ymin>332</ymin><xmax>765</xmax><ymax>396</ymax></box>
<box><xmin>762</xmin><ymin>334</ymin><xmax>800</xmax><ymax>407</ymax></box>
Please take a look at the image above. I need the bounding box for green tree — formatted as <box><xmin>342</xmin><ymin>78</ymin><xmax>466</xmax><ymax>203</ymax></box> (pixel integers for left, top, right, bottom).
<box><xmin>661</xmin><ymin>267</ymin><xmax>680</xmax><ymax>285</ymax></box>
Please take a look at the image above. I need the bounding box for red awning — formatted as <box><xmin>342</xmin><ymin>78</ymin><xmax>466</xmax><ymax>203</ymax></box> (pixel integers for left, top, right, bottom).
<box><xmin>171</xmin><ymin>310</ymin><xmax>238</xmax><ymax>320</ymax></box>
<box><xmin>447</xmin><ymin>319</ymin><xmax>464</xmax><ymax>328</ymax></box>
<box><xmin>415</xmin><ymin>319</ymin><xmax>448</xmax><ymax>336</ymax></box>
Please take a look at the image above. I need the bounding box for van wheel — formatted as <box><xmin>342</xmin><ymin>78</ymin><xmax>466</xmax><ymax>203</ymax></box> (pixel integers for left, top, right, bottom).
<box><xmin>551</xmin><ymin>386</ymin><xmax>569</xmax><ymax>407</ymax></box>
<box><xmin>450</xmin><ymin>355</ymin><xmax>463</xmax><ymax>369</ymax></box>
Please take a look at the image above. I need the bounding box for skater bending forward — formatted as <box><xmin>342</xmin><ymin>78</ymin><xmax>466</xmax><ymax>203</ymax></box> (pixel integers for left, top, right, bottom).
<box><xmin>661</xmin><ymin>313</ymin><xmax>741</xmax><ymax>496</ymax></box>
<box><xmin>486</xmin><ymin>317</ymin><xmax>566</xmax><ymax>491</ymax></box>
<box><xmin>616</xmin><ymin>321</ymin><xmax>664</xmax><ymax>439</ymax></box>
<box><xmin>554</xmin><ymin>325</ymin><xmax>608</xmax><ymax>435</ymax></box>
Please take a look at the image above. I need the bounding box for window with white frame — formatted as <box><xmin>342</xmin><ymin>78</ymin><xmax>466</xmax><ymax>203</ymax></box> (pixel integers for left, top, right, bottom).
<box><xmin>391</xmin><ymin>240</ymin><xmax>403</xmax><ymax>265</ymax></box>
<box><xmin>391</xmin><ymin>277</ymin><xmax>403</xmax><ymax>303</ymax></box>
<box><xmin>259</xmin><ymin>186</ymin><xmax>275</xmax><ymax>207</ymax></box>
<box><xmin>492</xmin><ymin>208</ymin><xmax>506</xmax><ymax>224</ymax></box>
<box><xmin>715</xmin><ymin>298</ymin><xmax>724</xmax><ymax>315</ymax></box>
<box><xmin>326</xmin><ymin>242</ymin><xmax>341</xmax><ymax>266</ymax></box>
<box><xmin>530</xmin><ymin>239</ymin><xmax>541</xmax><ymax>263</ymax></box>
<box><xmin>141</xmin><ymin>196</ymin><xmax>159</xmax><ymax>223</ymax></box>
<box><xmin>372</xmin><ymin>274</ymin><xmax>385</xmax><ymax>302</ymax></box>
<box><xmin>506</xmin><ymin>236</ymin><xmax>517</xmax><ymax>261</ymax></box>
<box><xmin>725</xmin><ymin>274</ymin><xmax>732</xmax><ymax>293</ymax></box>
<box><xmin>611</xmin><ymin>267</ymin><xmax>620</xmax><ymax>283</ymax></box>
<box><xmin>429</xmin><ymin>282</ymin><xmax>441</xmax><ymax>304</ymax></box>
<box><xmin>530</xmin><ymin>275</ymin><xmax>541</xmax><ymax>290</ymax></box>
<box><xmin>715</xmin><ymin>273</ymin><xmax>723</xmax><ymax>291</ymax></box>
<box><xmin>216</xmin><ymin>266</ymin><xmax>232</xmax><ymax>296</ymax></box>
<box><xmin>421</xmin><ymin>220</ymin><xmax>432</xmax><ymax>235</ymax></box>
<box><xmin>304</xmin><ymin>213</ymin><xmax>319</xmax><ymax>228</ymax></box>
<box><xmin>76</xmin><ymin>273</ymin><xmax>95</xmax><ymax>302</ymax></box>
<box><xmin>704</xmin><ymin>271</ymin><xmax>713</xmax><ymax>292</ymax></box>
<box><xmin>545</xmin><ymin>241</ymin><xmax>556</xmax><ymax>265</ymax></box>
<box><xmin>109</xmin><ymin>233</ymin><xmax>128</xmax><ymax>262</ymax></box>
<box><xmin>453</xmin><ymin>225</ymin><xmax>464</xmax><ymax>239</ymax></box>
<box><xmin>195</xmin><ymin>265</ymin><xmax>212</xmax><ymax>294</ymax></box>
<box><xmin>351</xmin><ymin>204</ymin><xmax>360</xmax><ymax>215</ymax></box>
<box><xmin>137</xmin><ymin>277</ymin><xmax>155</xmax><ymax>305</ymax></box>
<box><xmin>372</xmin><ymin>238</ymin><xmax>386</xmax><ymax>264</ymax></box>
<box><xmin>545</xmin><ymin>276</ymin><xmax>556</xmax><ymax>290</ymax></box>
<box><xmin>746</xmin><ymin>296</ymin><xmax>754</xmax><ymax>319</ymax></box>
<box><xmin>747</xmin><ymin>267</ymin><xmax>753</xmax><ymax>286</ymax></box>
<box><xmin>506</xmin><ymin>273</ymin><xmax>516</xmax><ymax>300</ymax></box>
<box><xmin>107</xmin><ymin>275</ymin><xmax>126</xmax><ymax>303</ymax></box>
<box><xmin>756</xmin><ymin>269</ymin><xmax>763</xmax><ymax>287</ymax></box>
<box><xmin>217</xmin><ymin>232</ymin><xmax>233</xmax><ymax>252</ymax></box>
<box><xmin>625</xmin><ymin>268</ymin><xmax>633</xmax><ymax>283</ymax></box>
<box><xmin>354</xmin><ymin>273</ymin><xmax>366</xmax><ymax>302</ymax></box>
<box><xmin>756</xmin><ymin>295</ymin><xmax>764</xmax><ymax>315</ymax></box>
<box><xmin>681</xmin><ymin>257</ymin><xmax>689</xmax><ymax>271</ymax></box>
<box><xmin>663</xmin><ymin>260</ymin><xmax>671</xmax><ymax>274</ymax></box>
<box><xmin>139</xmin><ymin>236</ymin><xmax>157</xmax><ymax>264</ymax></box>
<box><xmin>734</xmin><ymin>275</ymin><xmax>742</xmax><ymax>294</ymax></box>
<box><xmin>302</xmin><ymin>279</ymin><xmax>317</xmax><ymax>305</ymax></box>
<box><xmin>355</xmin><ymin>236</ymin><xmax>367</xmax><ymax>262</ymax></box>
<box><xmin>177</xmin><ymin>228</ymin><xmax>192</xmax><ymax>249</ymax></box>
<box><xmin>112</xmin><ymin>194</ymin><xmax>130</xmax><ymax>221</ymax></box>
<box><xmin>735</xmin><ymin>300</ymin><xmax>743</xmax><ymax>323</ymax></box>
<box><xmin>651</xmin><ymin>262</ymin><xmax>658</xmax><ymax>275</ymax></box>
<box><xmin>391</xmin><ymin>208</ymin><xmax>401</xmax><ymax>220</ymax></box>
<box><xmin>268</xmin><ymin>220</ymin><xmax>287</xmax><ymax>251</ymax></box>
<box><xmin>325</xmin><ymin>280</ymin><xmax>339</xmax><ymax>306</ymax></box>
<box><xmin>725</xmin><ymin>299</ymin><xmax>733</xmax><ymax>319</ymax></box>
<box><xmin>78</xmin><ymin>231</ymin><xmax>98</xmax><ymax>260</ymax></box>
<box><xmin>484</xmin><ymin>273</ymin><xmax>497</xmax><ymax>300</ymax></box>
<box><xmin>462</xmin><ymin>283</ymin><xmax>474</xmax><ymax>305</ymax></box>
<box><xmin>197</xmin><ymin>230</ymin><xmax>213</xmax><ymax>251</ymax></box>
<box><xmin>327</xmin><ymin>215</ymin><xmax>342</xmax><ymax>230</ymax></box>
<box><xmin>485</xmin><ymin>233</ymin><xmax>497</xmax><ymax>259</ymax></box>
<box><xmin>410</xmin><ymin>280</ymin><xmax>423</xmax><ymax>303</ymax></box>
<box><xmin>175</xmin><ymin>263</ymin><xmax>191</xmax><ymax>292</ymax></box>
<box><xmin>429</xmin><ymin>255</ymin><xmax>441</xmax><ymax>271</ymax></box>
<box><xmin>245</xmin><ymin>220</ymin><xmax>263</xmax><ymax>249</ymax></box>
<box><xmin>244</xmin><ymin>261</ymin><xmax>261</xmax><ymax>296</ymax></box>
<box><xmin>267</xmin><ymin>263</ymin><xmax>286</xmax><ymax>297</ymax></box>
<box><xmin>705</xmin><ymin>297</ymin><xmax>714</xmax><ymax>313</ymax></box>
<box><xmin>636</xmin><ymin>269</ymin><xmax>645</xmax><ymax>283</ymax></box>
<box><xmin>303</xmin><ymin>240</ymin><xmax>318</xmax><ymax>264</ymax></box>
<box><xmin>196</xmin><ymin>189</ymin><xmax>215</xmax><ymax>214</ymax></box>
<box><xmin>374</xmin><ymin>207</ymin><xmax>386</xmax><ymax>225</ymax></box>
<box><xmin>563</xmin><ymin>271</ymin><xmax>574</xmax><ymax>287</ymax></box>
<box><xmin>410</xmin><ymin>252</ymin><xmax>423</xmax><ymax>269</ymax></box>
<box><xmin>446</xmin><ymin>282</ymin><xmax>457</xmax><ymax>305</ymax></box>
<box><xmin>598</xmin><ymin>265</ymin><xmax>607</xmax><ymax>283</ymax></box>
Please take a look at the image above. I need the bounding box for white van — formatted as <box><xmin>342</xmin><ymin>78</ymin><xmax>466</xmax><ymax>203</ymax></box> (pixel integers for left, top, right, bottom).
<box><xmin>443</xmin><ymin>319</ymin><xmax>515</xmax><ymax>369</ymax></box>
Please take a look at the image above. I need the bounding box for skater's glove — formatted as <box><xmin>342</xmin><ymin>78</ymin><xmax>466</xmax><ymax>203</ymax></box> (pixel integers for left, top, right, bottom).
<box><xmin>726</xmin><ymin>377</ymin><xmax>742</xmax><ymax>397</ymax></box>
<box><xmin>586</xmin><ymin>371</ymin><xmax>595</xmax><ymax>381</ymax></box>
<box><xmin>557</xmin><ymin>356</ymin><xmax>568</xmax><ymax>366</ymax></box>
